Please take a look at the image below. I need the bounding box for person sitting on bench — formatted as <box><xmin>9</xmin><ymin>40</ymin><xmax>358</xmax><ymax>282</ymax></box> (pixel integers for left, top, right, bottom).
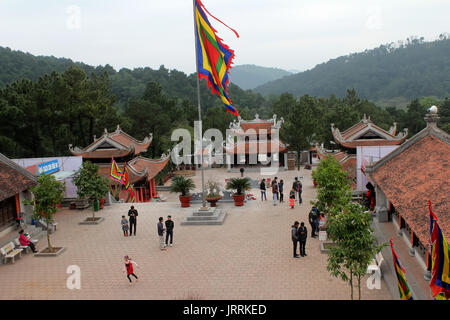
<box><xmin>19</xmin><ymin>230</ymin><xmax>37</xmax><ymax>253</ymax></box>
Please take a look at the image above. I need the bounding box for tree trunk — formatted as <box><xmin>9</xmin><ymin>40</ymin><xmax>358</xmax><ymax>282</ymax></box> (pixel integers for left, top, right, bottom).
<box><xmin>46</xmin><ymin>219</ymin><xmax>52</xmax><ymax>251</ymax></box>
<box><xmin>350</xmin><ymin>270</ymin><xmax>353</xmax><ymax>300</ymax></box>
<box><xmin>297</xmin><ymin>150</ymin><xmax>301</xmax><ymax>170</ymax></box>
<box><xmin>89</xmin><ymin>117</ymin><xmax>94</xmax><ymax>143</ymax></box>
<box><xmin>78</xmin><ymin>114</ymin><xmax>87</xmax><ymax>146</ymax></box>
<box><xmin>358</xmin><ymin>275</ymin><xmax>361</xmax><ymax>300</ymax></box>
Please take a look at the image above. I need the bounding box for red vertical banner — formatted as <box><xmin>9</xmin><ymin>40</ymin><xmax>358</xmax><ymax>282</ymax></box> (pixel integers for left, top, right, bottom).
<box><xmin>15</xmin><ymin>194</ymin><xmax>20</xmax><ymax>214</ymax></box>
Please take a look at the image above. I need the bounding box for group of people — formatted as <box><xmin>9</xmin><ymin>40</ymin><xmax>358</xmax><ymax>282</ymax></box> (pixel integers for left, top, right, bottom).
<box><xmin>291</xmin><ymin>206</ymin><xmax>324</xmax><ymax>258</ymax></box>
<box><xmin>260</xmin><ymin>176</ymin><xmax>303</xmax><ymax>208</ymax></box>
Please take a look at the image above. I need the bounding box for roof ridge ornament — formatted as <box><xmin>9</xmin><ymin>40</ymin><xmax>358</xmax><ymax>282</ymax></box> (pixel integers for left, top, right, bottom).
<box><xmin>425</xmin><ymin>106</ymin><xmax>439</xmax><ymax>129</ymax></box>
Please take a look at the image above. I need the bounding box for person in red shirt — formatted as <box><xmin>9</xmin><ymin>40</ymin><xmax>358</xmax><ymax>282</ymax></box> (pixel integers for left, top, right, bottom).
<box><xmin>124</xmin><ymin>255</ymin><xmax>139</xmax><ymax>285</ymax></box>
<box><xmin>19</xmin><ymin>230</ymin><xmax>37</xmax><ymax>253</ymax></box>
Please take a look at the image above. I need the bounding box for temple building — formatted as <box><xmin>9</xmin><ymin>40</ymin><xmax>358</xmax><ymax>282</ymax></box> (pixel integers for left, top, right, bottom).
<box><xmin>224</xmin><ymin>114</ymin><xmax>288</xmax><ymax>171</ymax></box>
<box><xmin>69</xmin><ymin>125</ymin><xmax>170</xmax><ymax>202</ymax></box>
<box><xmin>366</xmin><ymin>107</ymin><xmax>449</xmax><ymax>282</ymax></box>
<box><xmin>318</xmin><ymin>114</ymin><xmax>408</xmax><ymax>190</ymax></box>
<box><xmin>0</xmin><ymin>153</ymin><xmax>36</xmax><ymax>235</ymax></box>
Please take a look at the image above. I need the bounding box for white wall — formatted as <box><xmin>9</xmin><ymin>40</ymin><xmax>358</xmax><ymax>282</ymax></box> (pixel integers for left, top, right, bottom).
<box><xmin>356</xmin><ymin>145</ymin><xmax>399</xmax><ymax>191</ymax></box>
<box><xmin>12</xmin><ymin>156</ymin><xmax>83</xmax><ymax>198</ymax></box>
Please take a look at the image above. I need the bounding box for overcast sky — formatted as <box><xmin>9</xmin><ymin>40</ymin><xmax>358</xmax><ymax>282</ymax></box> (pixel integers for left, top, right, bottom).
<box><xmin>0</xmin><ymin>0</ymin><xmax>449</xmax><ymax>74</ymax></box>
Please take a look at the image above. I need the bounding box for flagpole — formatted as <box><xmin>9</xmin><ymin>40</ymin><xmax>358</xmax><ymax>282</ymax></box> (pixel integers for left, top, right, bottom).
<box><xmin>193</xmin><ymin>0</ymin><xmax>206</xmax><ymax>208</ymax></box>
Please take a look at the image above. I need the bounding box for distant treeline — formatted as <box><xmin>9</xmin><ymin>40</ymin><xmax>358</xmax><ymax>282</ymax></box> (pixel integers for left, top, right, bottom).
<box><xmin>0</xmin><ymin>66</ymin><xmax>448</xmax><ymax>160</ymax></box>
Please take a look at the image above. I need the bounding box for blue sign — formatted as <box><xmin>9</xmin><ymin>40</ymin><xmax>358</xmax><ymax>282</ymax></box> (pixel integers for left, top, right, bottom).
<box><xmin>37</xmin><ymin>160</ymin><xmax>59</xmax><ymax>175</ymax></box>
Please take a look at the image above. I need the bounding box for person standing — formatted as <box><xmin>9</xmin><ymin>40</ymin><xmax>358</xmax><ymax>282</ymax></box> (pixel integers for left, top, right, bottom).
<box><xmin>157</xmin><ymin>217</ymin><xmax>167</xmax><ymax>251</ymax></box>
<box><xmin>121</xmin><ymin>215</ymin><xmax>129</xmax><ymax>237</ymax></box>
<box><xmin>297</xmin><ymin>222</ymin><xmax>308</xmax><ymax>257</ymax></box>
<box><xmin>308</xmin><ymin>207</ymin><xmax>318</xmax><ymax>238</ymax></box>
<box><xmin>260</xmin><ymin>179</ymin><xmax>267</xmax><ymax>201</ymax></box>
<box><xmin>292</xmin><ymin>221</ymin><xmax>300</xmax><ymax>258</ymax></box>
<box><xmin>278</xmin><ymin>179</ymin><xmax>284</xmax><ymax>203</ymax></box>
<box><xmin>289</xmin><ymin>188</ymin><xmax>295</xmax><ymax>209</ymax></box>
<box><xmin>128</xmin><ymin>205</ymin><xmax>138</xmax><ymax>236</ymax></box>
<box><xmin>272</xmin><ymin>177</ymin><xmax>278</xmax><ymax>206</ymax></box>
<box><xmin>165</xmin><ymin>215</ymin><xmax>174</xmax><ymax>247</ymax></box>
<box><xmin>123</xmin><ymin>255</ymin><xmax>139</xmax><ymax>285</ymax></box>
<box><xmin>293</xmin><ymin>177</ymin><xmax>302</xmax><ymax>204</ymax></box>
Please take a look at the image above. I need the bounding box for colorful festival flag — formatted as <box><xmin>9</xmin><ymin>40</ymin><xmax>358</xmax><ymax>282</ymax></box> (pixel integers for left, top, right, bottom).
<box><xmin>429</xmin><ymin>200</ymin><xmax>450</xmax><ymax>300</ymax></box>
<box><xmin>121</xmin><ymin>165</ymin><xmax>130</xmax><ymax>190</ymax></box>
<box><xmin>390</xmin><ymin>238</ymin><xmax>414</xmax><ymax>300</ymax></box>
<box><xmin>129</xmin><ymin>185</ymin><xmax>136</xmax><ymax>202</ymax></box>
<box><xmin>194</xmin><ymin>0</ymin><xmax>239</xmax><ymax>116</ymax></box>
<box><xmin>109</xmin><ymin>158</ymin><xmax>123</xmax><ymax>182</ymax></box>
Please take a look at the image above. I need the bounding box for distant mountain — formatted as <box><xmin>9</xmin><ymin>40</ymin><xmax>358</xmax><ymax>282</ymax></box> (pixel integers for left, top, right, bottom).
<box><xmin>229</xmin><ymin>64</ymin><xmax>292</xmax><ymax>90</ymax></box>
<box><xmin>254</xmin><ymin>37</ymin><xmax>450</xmax><ymax>103</ymax></box>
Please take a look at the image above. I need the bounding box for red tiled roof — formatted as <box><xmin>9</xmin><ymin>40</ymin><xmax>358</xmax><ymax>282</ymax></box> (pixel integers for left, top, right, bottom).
<box><xmin>71</xmin><ymin>149</ymin><xmax>133</xmax><ymax>159</ymax></box>
<box><xmin>338</xmin><ymin>138</ymin><xmax>406</xmax><ymax>149</ymax></box>
<box><xmin>109</xmin><ymin>132</ymin><xmax>151</xmax><ymax>154</ymax></box>
<box><xmin>0</xmin><ymin>153</ymin><xmax>37</xmax><ymax>202</ymax></box>
<box><xmin>225</xmin><ymin>141</ymin><xmax>287</xmax><ymax>154</ymax></box>
<box><xmin>240</xmin><ymin>122</ymin><xmax>273</xmax><ymax>132</ymax></box>
<box><xmin>370</xmin><ymin>134</ymin><xmax>450</xmax><ymax>246</ymax></box>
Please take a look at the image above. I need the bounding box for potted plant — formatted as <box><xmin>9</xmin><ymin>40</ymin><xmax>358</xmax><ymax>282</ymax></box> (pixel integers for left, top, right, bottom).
<box><xmin>226</xmin><ymin>177</ymin><xmax>251</xmax><ymax>206</ymax></box>
<box><xmin>23</xmin><ymin>174</ymin><xmax>66</xmax><ymax>256</ymax></box>
<box><xmin>73</xmin><ymin>161</ymin><xmax>109</xmax><ymax>224</ymax></box>
<box><xmin>205</xmin><ymin>180</ymin><xmax>222</xmax><ymax>207</ymax></box>
<box><xmin>170</xmin><ymin>175</ymin><xmax>195</xmax><ymax>207</ymax></box>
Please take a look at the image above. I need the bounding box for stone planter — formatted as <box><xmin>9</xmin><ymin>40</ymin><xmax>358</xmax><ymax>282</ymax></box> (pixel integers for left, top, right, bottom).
<box><xmin>233</xmin><ymin>194</ymin><xmax>245</xmax><ymax>206</ymax></box>
<box><xmin>206</xmin><ymin>196</ymin><xmax>222</xmax><ymax>207</ymax></box>
<box><xmin>75</xmin><ymin>198</ymin><xmax>89</xmax><ymax>210</ymax></box>
<box><xmin>179</xmin><ymin>195</ymin><xmax>192</xmax><ymax>208</ymax></box>
<box><xmin>320</xmin><ymin>241</ymin><xmax>337</xmax><ymax>254</ymax></box>
<box><xmin>79</xmin><ymin>217</ymin><xmax>105</xmax><ymax>225</ymax></box>
<box><xmin>35</xmin><ymin>247</ymin><xmax>65</xmax><ymax>257</ymax></box>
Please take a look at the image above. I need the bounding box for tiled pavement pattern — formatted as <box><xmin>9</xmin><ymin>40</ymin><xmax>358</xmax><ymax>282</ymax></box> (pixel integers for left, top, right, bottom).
<box><xmin>0</xmin><ymin>166</ymin><xmax>391</xmax><ymax>300</ymax></box>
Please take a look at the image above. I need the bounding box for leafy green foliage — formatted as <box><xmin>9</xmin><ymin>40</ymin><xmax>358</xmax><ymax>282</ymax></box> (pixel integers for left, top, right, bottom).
<box><xmin>169</xmin><ymin>175</ymin><xmax>196</xmax><ymax>196</ymax></box>
<box><xmin>255</xmin><ymin>38</ymin><xmax>450</xmax><ymax>103</ymax></box>
<box><xmin>23</xmin><ymin>174</ymin><xmax>65</xmax><ymax>250</ymax></box>
<box><xmin>312</xmin><ymin>156</ymin><xmax>351</xmax><ymax>213</ymax></box>
<box><xmin>72</xmin><ymin>161</ymin><xmax>109</xmax><ymax>217</ymax></box>
<box><xmin>226</xmin><ymin>177</ymin><xmax>251</xmax><ymax>195</ymax></box>
<box><xmin>327</xmin><ymin>202</ymin><xmax>385</xmax><ymax>300</ymax></box>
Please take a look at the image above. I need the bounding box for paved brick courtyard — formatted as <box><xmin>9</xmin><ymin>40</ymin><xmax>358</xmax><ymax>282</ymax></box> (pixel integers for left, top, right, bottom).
<box><xmin>0</xmin><ymin>166</ymin><xmax>391</xmax><ymax>300</ymax></box>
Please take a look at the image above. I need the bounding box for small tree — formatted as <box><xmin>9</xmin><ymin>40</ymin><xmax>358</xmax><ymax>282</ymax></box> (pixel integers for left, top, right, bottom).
<box><xmin>326</xmin><ymin>202</ymin><xmax>385</xmax><ymax>300</ymax></box>
<box><xmin>73</xmin><ymin>161</ymin><xmax>109</xmax><ymax>219</ymax></box>
<box><xmin>312</xmin><ymin>155</ymin><xmax>351</xmax><ymax>213</ymax></box>
<box><xmin>226</xmin><ymin>177</ymin><xmax>251</xmax><ymax>195</ymax></box>
<box><xmin>23</xmin><ymin>174</ymin><xmax>65</xmax><ymax>251</ymax></box>
<box><xmin>169</xmin><ymin>175</ymin><xmax>195</xmax><ymax>196</ymax></box>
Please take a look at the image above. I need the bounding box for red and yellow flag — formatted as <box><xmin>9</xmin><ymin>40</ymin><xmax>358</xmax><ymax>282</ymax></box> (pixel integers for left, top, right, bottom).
<box><xmin>194</xmin><ymin>0</ymin><xmax>239</xmax><ymax>116</ymax></box>
<box><xmin>109</xmin><ymin>158</ymin><xmax>123</xmax><ymax>182</ymax></box>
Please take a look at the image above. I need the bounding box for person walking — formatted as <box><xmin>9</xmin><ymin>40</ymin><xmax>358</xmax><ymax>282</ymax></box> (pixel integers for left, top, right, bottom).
<box><xmin>278</xmin><ymin>179</ymin><xmax>284</xmax><ymax>203</ymax></box>
<box><xmin>289</xmin><ymin>188</ymin><xmax>295</xmax><ymax>209</ymax></box>
<box><xmin>308</xmin><ymin>207</ymin><xmax>318</xmax><ymax>238</ymax></box>
<box><xmin>157</xmin><ymin>217</ymin><xmax>167</xmax><ymax>251</ymax></box>
<box><xmin>293</xmin><ymin>177</ymin><xmax>303</xmax><ymax>204</ymax></box>
<box><xmin>165</xmin><ymin>215</ymin><xmax>174</xmax><ymax>247</ymax></box>
<box><xmin>272</xmin><ymin>177</ymin><xmax>278</xmax><ymax>206</ymax></box>
<box><xmin>121</xmin><ymin>215</ymin><xmax>129</xmax><ymax>237</ymax></box>
<box><xmin>292</xmin><ymin>221</ymin><xmax>300</xmax><ymax>258</ymax></box>
<box><xmin>260</xmin><ymin>179</ymin><xmax>267</xmax><ymax>201</ymax></box>
<box><xmin>297</xmin><ymin>222</ymin><xmax>308</xmax><ymax>257</ymax></box>
<box><xmin>128</xmin><ymin>205</ymin><xmax>138</xmax><ymax>236</ymax></box>
<box><xmin>123</xmin><ymin>255</ymin><xmax>139</xmax><ymax>285</ymax></box>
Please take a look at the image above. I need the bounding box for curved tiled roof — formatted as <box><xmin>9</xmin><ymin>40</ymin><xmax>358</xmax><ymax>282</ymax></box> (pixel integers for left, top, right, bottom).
<box><xmin>367</xmin><ymin>127</ymin><xmax>449</xmax><ymax>247</ymax></box>
<box><xmin>0</xmin><ymin>153</ymin><xmax>37</xmax><ymax>202</ymax></box>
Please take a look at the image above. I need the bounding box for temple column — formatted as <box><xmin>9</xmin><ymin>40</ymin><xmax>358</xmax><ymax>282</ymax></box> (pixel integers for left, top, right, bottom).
<box><xmin>152</xmin><ymin>179</ymin><xmax>157</xmax><ymax>197</ymax></box>
<box><xmin>140</xmin><ymin>188</ymin><xmax>144</xmax><ymax>203</ymax></box>
<box><xmin>149</xmin><ymin>180</ymin><xmax>153</xmax><ymax>199</ymax></box>
<box><xmin>284</xmin><ymin>153</ymin><xmax>288</xmax><ymax>170</ymax></box>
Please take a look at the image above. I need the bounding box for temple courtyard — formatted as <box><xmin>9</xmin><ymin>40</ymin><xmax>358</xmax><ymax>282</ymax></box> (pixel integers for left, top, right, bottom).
<box><xmin>0</xmin><ymin>166</ymin><xmax>391</xmax><ymax>300</ymax></box>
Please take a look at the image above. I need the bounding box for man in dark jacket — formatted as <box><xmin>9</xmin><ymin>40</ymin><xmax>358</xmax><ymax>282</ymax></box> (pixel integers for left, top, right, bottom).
<box><xmin>157</xmin><ymin>217</ymin><xmax>166</xmax><ymax>251</ymax></box>
<box><xmin>293</xmin><ymin>177</ymin><xmax>302</xmax><ymax>204</ymax></box>
<box><xmin>297</xmin><ymin>222</ymin><xmax>308</xmax><ymax>257</ymax></box>
<box><xmin>260</xmin><ymin>179</ymin><xmax>267</xmax><ymax>201</ymax></box>
<box><xmin>128</xmin><ymin>206</ymin><xmax>138</xmax><ymax>236</ymax></box>
<box><xmin>292</xmin><ymin>221</ymin><xmax>300</xmax><ymax>258</ymax></box>
<box><xmin>308</xmin><ymin>207</ymin><xmax>319</xmax><ymax>238</ymax></box>
<box><xmin>165</xmin><ymin>215</ymin><xmax>174</xmax><ymax>247</ymax></box>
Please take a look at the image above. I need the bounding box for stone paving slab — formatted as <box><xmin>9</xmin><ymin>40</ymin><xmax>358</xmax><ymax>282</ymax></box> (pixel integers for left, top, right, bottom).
<box><xmin>0</xmin><ymin>166</ymin><xmax>391</xmax><ymax>300</ymax></box>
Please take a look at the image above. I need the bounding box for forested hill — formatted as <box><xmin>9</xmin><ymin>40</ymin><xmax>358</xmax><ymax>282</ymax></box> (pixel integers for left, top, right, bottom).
<box><xmin>254</xmin><ymin>37</ymin><xmax>450</xmax><ymax>103</ymax></box>
<box><xmin>0</xmin><ymin>46</ymin><xmax>268</xmax><ymax>113</ymax></box>
<box><xmin>229</xmin><ymin>64</ymin><xmax>291</xmax><ymax>90</ymax></box>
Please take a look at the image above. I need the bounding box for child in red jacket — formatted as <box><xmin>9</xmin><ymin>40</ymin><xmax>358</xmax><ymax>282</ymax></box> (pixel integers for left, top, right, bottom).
<box><xmin>124</xmin><ymin>255</ymin><xmax>139</xmax><ymax>285</ymax></box>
